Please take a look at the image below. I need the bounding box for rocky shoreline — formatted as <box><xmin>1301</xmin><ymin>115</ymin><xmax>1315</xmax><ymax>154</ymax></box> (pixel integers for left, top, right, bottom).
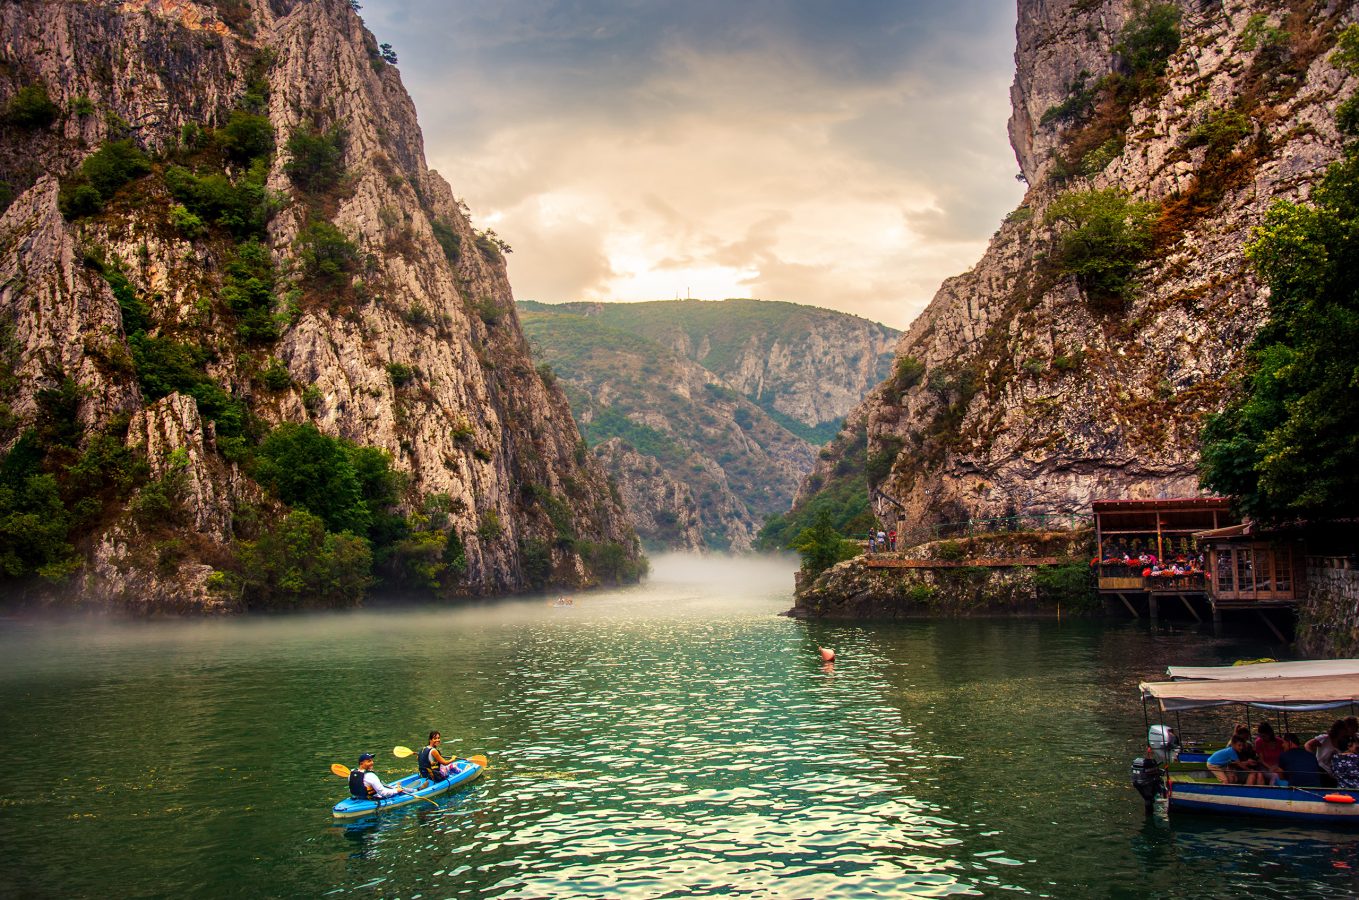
<box><xmin>790</xmin><ymin>530</ymin><xmax>1096</xmax><ymax>619</ymax></box>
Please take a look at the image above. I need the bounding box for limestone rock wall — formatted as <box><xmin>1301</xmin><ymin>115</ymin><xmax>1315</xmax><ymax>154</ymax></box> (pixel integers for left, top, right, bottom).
<box><xmin>593</xmin><ymin>438</ymin><xmax>706</xmax><ymax>552</ymax></box>
<box><xmin>0</xmin><ymin>0</ymin><xmax>638</xmax><ymax>608</ymax></box>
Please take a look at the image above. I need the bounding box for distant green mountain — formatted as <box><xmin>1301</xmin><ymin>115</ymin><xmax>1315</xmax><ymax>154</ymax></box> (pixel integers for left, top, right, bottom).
<box><xmin>520</xmin><ymin>299</ymin><xmax>898</xmax><ymax>444</ymax></box>
<box><xmin>518</xmin><ymin>299</ymin><xmax>898</xmax><ymax>551</ymax></box>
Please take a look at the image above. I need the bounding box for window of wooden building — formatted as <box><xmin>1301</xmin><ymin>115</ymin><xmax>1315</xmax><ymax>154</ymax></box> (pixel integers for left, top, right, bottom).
<box><xmin>1207</xmin><ymin>544</ymin><xmax>1298</xmax><ymax>601</ymax></box>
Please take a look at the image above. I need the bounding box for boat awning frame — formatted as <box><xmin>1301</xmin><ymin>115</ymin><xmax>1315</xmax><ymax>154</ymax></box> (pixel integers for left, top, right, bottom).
<box><xmin>1166</xmin><ymin>660</ymin><xmax>1359</xmax><ymax>681</ymax></box>
<box><xmin>1140</xmin><ymin>674</ymin><xmax>1359</xmax><ymax>712</ymax></box>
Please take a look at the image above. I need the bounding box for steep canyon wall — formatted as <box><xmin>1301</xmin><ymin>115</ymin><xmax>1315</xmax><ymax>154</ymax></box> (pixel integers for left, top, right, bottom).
<box><xmin>807</xmin><ymin>0</ymin><xmax>1355</xmax><ymax>530</ymax></box>
<box><xmin>0</xmin><ymin>0</ymin><xmax>639</xmax><ymax>609</ymax></box>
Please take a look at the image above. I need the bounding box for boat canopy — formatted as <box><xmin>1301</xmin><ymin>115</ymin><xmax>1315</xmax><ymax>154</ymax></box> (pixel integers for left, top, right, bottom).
<box><xmin>1140</xmin><ymin>674</ymin><xmax>1359</xmax><ymax>712</ymax></box>
<box><xmin>1166</xmin><ymin>659</ymin><xmax>1359</xmax><ymax>681</ymax></box>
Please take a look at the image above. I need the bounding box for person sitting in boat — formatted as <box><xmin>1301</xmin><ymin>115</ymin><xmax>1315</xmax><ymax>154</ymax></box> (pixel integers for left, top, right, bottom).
<box><xmin>1206</xmin><ymin>737</ymin><xmax>1265</xmax><ymax>785</ymax></box>
<box><xmin>1231</xmin><ymin>725</ymin><xmax>1276</xmax><ymax>784</ymax></box>
<box><xmin>1332</xmin><ymin>736</ymin><xmax>1359</xmax><ymax>789</ymax></box>
<box><xmin>1278</xmin><ymin>732</ymin><xmax>1324</xmax><ymax>787</ymax></box>
<box><xmin>1306</xmin><ymin>720</ymin><xmax>1349</xmax><ymax>786</ymax></box>
<box><xmin>418</xmin><ymin>731</ymin><xmax>458</xmax><ymax>782</ymax></box>
<box><xmin>350</xmin><ymin>753</ymin><xmax>402</xmax><ymax>800</ymax></box>
<box><xmin>1254</xmin><ymin>721</ymin><xmax>1284</xmax><ymax>770</ymax></box>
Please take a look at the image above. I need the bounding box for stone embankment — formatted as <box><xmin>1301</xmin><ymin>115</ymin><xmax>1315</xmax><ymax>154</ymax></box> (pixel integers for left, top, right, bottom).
<box><xmin>1296</xmin><ymin>558</ymin><xmax>1359</xmax><ymax>658</ymax></box>
<box><xmin>791</xmin><ymin>530</ymin><xmax>1095</xmax><ymax>619</ymax></box>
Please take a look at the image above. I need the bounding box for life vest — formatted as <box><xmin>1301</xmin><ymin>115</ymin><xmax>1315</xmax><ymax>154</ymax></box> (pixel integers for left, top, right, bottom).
<box><xmin>418</xmin><ymin>746</ymin><xmax>440</xmax><ymax>781</ymax></box>
<box><xmin>349</xmin><ymin>769</ymin><xmax>375</xmax><ymax>800</ymax></box>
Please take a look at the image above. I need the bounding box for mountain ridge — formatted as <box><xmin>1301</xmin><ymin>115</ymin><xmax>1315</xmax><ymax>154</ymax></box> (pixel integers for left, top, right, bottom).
<box><xmin>521</xmin><ymin>298</ymin><xmax>898</xmax><ymax>444</ymax></box>
<box><xmin>519</xmin><ymin>298</ymin><xmax>897</xmax><ymax>550</ymax></box>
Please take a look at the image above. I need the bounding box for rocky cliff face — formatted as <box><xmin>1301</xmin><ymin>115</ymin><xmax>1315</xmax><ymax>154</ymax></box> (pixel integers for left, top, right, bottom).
<box><xmin>807</xmin><ymin>0</ymin><xmax>1356</xmax><ymax>531</ymax></box>
<box><xmin>0</xmin><ymin>0</ymin><xmax>639</xmax><ymax>608</ymax></box>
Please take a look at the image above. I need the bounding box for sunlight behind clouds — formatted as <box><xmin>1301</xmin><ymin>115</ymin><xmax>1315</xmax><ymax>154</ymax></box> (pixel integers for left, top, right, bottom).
<box><xmin>360</xmin><ymin>0</ymin><xmax>1023</xmax><ymax>329</ymax></box>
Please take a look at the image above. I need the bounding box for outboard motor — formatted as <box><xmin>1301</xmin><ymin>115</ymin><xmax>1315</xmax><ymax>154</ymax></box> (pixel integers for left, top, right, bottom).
<box><xmin>1147</xmin><ymin>725</ymin><xmax>1179</xmax><ymax>763</ymax></box>
<box><xmin>1131</xmin><ymin>754</ymin><xmax>1166</xmax><ymax>814</ymax></box>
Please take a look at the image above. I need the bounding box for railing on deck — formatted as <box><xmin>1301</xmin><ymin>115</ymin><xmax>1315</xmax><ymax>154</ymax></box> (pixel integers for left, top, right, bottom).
<box><xmin>1097</xmin><ymin>563</ymin><xmax>1207</xmax><ymax>593</ymax></box>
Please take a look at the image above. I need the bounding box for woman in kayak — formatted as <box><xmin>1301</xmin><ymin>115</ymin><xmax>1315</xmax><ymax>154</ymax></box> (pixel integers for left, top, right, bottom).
<box><xmin>350</xmin><ymin>753</ymin><xmax>403</xmax><ymax>800</ymax></box>
<box><xmin>418</xmin><ymin>731</ymin><xmax>459</xmax><ymax>782</ymax></box>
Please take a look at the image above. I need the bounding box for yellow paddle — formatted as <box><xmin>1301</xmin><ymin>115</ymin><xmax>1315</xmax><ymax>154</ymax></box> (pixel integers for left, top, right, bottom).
<box><xmin>329</xmin><ymin>763</ymin><xmax>439</xmax><ymax>808</ymax></box>
<box><xmin>394</xmin><ymin>745</ymin><xmax>489</xmax><ymax>768</ymax></box>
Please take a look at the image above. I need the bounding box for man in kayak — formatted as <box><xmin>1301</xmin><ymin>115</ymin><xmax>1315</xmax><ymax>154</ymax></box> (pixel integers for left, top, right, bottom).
<box><xmin>418</xmin><ymin>731</ymin><xmax>459</xmax><ymax>783</ymax></box>
<box><xmin>350</xmin><ymin>753</ymin><xmax>403</xmax><ymax>800</ymax></box>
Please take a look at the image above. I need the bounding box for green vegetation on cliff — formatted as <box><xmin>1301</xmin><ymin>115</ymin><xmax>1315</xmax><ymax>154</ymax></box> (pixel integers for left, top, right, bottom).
<box><xmin>790</xmin><ymin>508</ymin><xmax>858</xmax><ymax>576</ymax></box>
<box><xmin>0</xmin><ymin>378</ymin><xmax>148</xmax><ymax>581</ymax></box>
<box><xmin>756</xmin><ymin>418</ymin><xmax>874</xmax><ymax>551</ymax></box>
<box><xmin>1200</xmin><ymin>28</ymin><xmax>1359</xmax><ymax>523</ymax></box>
<box><xmin>1044</xmin><ymin>188</ymin><xmax>1157</xmax><ymax>308</ymax></box>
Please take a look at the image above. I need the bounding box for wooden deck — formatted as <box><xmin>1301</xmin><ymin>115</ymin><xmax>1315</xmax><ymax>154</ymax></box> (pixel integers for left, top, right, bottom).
<box><xmin>1209</xmin><ymin>598</ymin><xmax>1299</xmax><ymax>611</ymax></box>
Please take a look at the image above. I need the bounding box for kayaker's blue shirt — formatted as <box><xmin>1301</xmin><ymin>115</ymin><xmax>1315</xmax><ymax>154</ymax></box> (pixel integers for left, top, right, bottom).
<box><xmin>1207</xmin><ymin>746</ymin><xmax>1239</xmax><ymax>766</ymax></box>
<box><xmin>1279</xmin><ymin>747</ymin><xmax>1323</xmax><ymax>787</ymax></box>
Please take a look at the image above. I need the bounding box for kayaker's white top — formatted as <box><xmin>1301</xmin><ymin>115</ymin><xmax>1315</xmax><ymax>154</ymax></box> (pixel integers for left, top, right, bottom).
<box><xmin>363</xmin><ymin>771</ymin><xmax>401</xmax><ymax>798</ymax></box>
<box><xmin>1141</xmin><ymin>674</ymin><xmax>1359</xmax><ymax>711</ymax></box>
<box><xmin>1167</xmin><ymin>659</ymin><xmax>1359</xmax><ymax>681</ymax></box>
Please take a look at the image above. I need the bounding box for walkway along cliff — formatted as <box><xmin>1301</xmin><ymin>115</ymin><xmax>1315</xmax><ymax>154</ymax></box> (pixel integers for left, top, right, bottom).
<box><xmin>0</xmin><ymin>0</ymin><xmax>641</xmax><ymax>610</ymax></box>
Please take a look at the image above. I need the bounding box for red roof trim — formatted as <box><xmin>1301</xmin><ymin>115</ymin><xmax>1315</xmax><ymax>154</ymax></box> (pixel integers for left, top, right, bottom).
<box><xmin>1091</xmin><ymin>497</ymin><xmax>1232</xmax><ymax>511</ymax></box>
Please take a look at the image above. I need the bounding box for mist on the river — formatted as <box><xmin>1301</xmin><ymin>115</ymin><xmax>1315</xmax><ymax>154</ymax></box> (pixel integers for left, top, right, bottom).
<box><xmin>0</xmin><ymin>552</ymin><xmax>800</xmax><ymax>677</ymax></box>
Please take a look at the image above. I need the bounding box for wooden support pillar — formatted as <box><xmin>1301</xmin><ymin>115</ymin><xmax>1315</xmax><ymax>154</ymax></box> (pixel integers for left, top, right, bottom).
<box><xmin>1149</xmin><ymin>593</ymin><xmax>1158</xmax><ymax>624</ymax></box>
<box><xmin>1179</xmin><ymin>594</ymin><xmax>1201</xmax><ymax>622</ymax></box>
<box><xmin>1117</xmin><ymin>592</ymin><xmax>1138</xmax><ymax>618</ymax></box>
<box><xmin>1259</xmin><ymin>610</ymin><xmax>1286</xmax><ymax>643</ymax></box>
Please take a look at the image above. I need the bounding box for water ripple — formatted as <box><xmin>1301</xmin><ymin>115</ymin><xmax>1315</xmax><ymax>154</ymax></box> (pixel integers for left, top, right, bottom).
<box><xmin>0</xmin><ymin>555</ymin><xmax>1348</xmax><ymax>897</ymax></box>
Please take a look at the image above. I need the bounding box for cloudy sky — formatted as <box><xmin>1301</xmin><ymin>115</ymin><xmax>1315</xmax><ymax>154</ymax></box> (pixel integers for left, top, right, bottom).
<box><xmin>360</xmin><ymin>1</ymin><xmax>1024</xmax><ymax>330</ymax></box>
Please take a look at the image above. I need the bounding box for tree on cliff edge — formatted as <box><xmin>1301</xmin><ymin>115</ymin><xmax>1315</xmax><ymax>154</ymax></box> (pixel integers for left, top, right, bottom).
<box><xmin>792</xmin><ymin>509</ymin><xmax>859</xmax><ymax>576</ymax></box>
<box><xmin>1199</xmin><ymin>29</ymin><xmax>1359</xmax><ymax>523</ymax></box>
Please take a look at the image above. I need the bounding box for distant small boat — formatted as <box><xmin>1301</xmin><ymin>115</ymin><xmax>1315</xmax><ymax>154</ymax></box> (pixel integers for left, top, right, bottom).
<box><xmin>331</xmin><ymin>759</ymin><xmax>482</xmax><ymax>819</ymax></box>
<box><xmin>1134</xmin><ymin>660</ymin><xmax>1359</xmax><ymax>825</ymax></box>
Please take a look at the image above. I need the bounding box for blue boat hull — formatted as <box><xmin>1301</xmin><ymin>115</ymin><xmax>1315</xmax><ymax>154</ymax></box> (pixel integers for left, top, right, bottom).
<box><xmin>331</xmin><ymin>759</ymin><xmax>482</xmax><ymax>818</ymax></box>
<box><xmin>1169</xmin><ymin>780</ymin><xmax>1359</xmax><ymax>825</ymax></box>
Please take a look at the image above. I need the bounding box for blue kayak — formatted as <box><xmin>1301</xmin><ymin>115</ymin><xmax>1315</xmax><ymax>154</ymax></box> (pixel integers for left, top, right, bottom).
<box><xmin>331</xmin><ymin>759</ymin><xmax>483</xmax><ymax>818</ymax></box>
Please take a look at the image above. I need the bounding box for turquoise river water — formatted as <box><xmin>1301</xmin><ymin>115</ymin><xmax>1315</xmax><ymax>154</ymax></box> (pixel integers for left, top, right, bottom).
<box><xmin>1</xmin><ymin>553</ymin><xmax>1357</xmax><ymax>898</ymax></box>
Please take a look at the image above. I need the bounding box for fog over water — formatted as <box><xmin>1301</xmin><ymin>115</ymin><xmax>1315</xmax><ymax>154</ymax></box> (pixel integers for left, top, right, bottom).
<box><xmin>2</xmin><ymin>553</ymin><xmax>1355</xmax><ymax>898</ymax></box>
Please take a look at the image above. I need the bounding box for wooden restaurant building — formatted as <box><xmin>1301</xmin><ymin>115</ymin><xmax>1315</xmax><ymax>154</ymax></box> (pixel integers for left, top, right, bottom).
<box><xmin>1092</xmin><ymin>497</ymin><xmax>1304</xmax><ymax>636</ymax></box>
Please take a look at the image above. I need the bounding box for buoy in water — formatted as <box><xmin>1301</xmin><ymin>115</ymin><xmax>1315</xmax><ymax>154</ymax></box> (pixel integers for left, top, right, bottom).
<box><xmin>818</xmin><ymin>647</ymin><xmax>836</xmax><ymax>663</ymax></box>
